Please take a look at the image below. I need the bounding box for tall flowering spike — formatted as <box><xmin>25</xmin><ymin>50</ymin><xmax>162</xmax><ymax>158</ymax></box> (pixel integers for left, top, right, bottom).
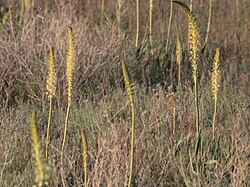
<box><xmin>176</xmin><ymin>36</ymin><xmax>182</xmax><ymax>65</ymax></box>
<box><xmin>176</xmin><ymin>35</ymin><xmax>182</xmax><ymax>88</ymax></box>
<box><xmin>31</xmin><ymin>111</ymin><xmax>50</xmax><ymax>187</ymax></box>
<box><xmin>66</xmin><ymin>26</ymin><xmax>75</xmax><ymax>106</ymax></box>
<box><xmin>46</xmin><ymin>47</ymin><xmax>57</xmax><ymax>100</ymax></box>
<box><xmin>173</xmin><ymin>1</ymin><xmax>200</xmax><ymax>137</ymax></box>
<box><xmin>211</xmin><ymin>48</ymin><xmax>220</xmax><ymax>100</ymax></box>
<box><xmin>173</xmin><ymin>1</ymin><xmax>200</xmax><ymax>79</ymax></box>
<box><xmin>122</xmin><ymin>62</ymin><xmax>134</xmax><ymax>107</ymax></box>
<box><xmin>122</xmin><ymin>62</ymin><xmax>135</xmax><ymax>187</ymax></box>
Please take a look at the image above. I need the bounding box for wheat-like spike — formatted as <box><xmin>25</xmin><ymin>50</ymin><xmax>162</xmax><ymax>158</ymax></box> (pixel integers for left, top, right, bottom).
<box><xmin>46</xmin><ymin>47</ymin><xmax>56</xmax><ymax>100</ymax></box>
<box><xmin>122</xmin><ymin>62</ymin><xmax>134</xmax><ymax>107</ymax></box>
<box><xmin>176</xmin><ymin>36</ymin><xmax>182</xmax><ymax>66</ymax></box>
<box><xmin>211</xmin><ymin>48</ymin><xmax>220</xmax><ymax>139</ymax></box>
<box><xmin>31</xmin><ymin>111</ymin><xmax>50</xmax><ymax>187</ymax></box>
<box><xmin>173</xmin><ymin>1</ymin><xmax>199</xmax><ymax>79</ymax></box>
<box><xmin>66</xmin><ymin>26</ymin><xmax>75</xmax><ymax>107</ymax></box>
<box><xmin>62</xmin><ymin>26</ymin><xmax>76</xmax><ymax>153</ymax></box>
<box><xmin>176</xmin><ymin>35</ymin><xmax>182</xmax><ymax>88</ymax></box>
<box><xmin>81</xmin><ymin>130</ymin><xmax>88</xmax><ymax>187</ymax></box>
<box><xmin>211</xmin><ymin>48</ymin><xmax>220</xmax><ymax>100</ymax></box>
<box><xmin>45</xmin><ymin>47</ymin><xmax>57</xmax><ymax>159</ymax></box>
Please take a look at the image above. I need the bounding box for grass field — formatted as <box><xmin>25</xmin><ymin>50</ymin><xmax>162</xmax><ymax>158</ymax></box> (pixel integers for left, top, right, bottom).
<box><xmin>0</xmin><ymin>0</ymin><xmax>249</xmax><ymax>186</ymax></box>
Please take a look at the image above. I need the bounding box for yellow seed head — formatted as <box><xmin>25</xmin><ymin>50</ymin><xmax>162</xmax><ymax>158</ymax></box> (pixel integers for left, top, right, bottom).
<box><xmin>176</xmin><ymin>36</ymin><xmax>182</xmax><ymax>66</ymax></box>
<box><xmin>66</xmin><ymin>26</ymin><xmax>75</xmax><ymax>106</ymax></box>
<box><xmin>81</xmin><ymin>129</ymin><xmax>88</xmax><ymax>162</ymax></box>
<box><xmin>211</xmin><ymin>48</ymin><xmax>220</xmax><ymax>100</ymax></box>
<box><xmin>46</xmin><ymin>47</ymin><xmax>57</xmax><ymax>100</ymax></box>
<box><xmin>122</xmin><ymin>62</ymin><xmax>134</xmax><ymax>107</ymax></box>
<box><xmin>173</xmin><ymin>1</ymin><xmax>200</xmax><ymax>80</ymax></box>
<box><xmin>31</xmin><ymin>111</ymin><xmax>50</xmax><ymax>187</ymax></box>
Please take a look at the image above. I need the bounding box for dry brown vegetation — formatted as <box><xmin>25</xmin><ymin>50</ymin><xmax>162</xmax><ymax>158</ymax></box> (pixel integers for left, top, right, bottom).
<box><xmin>0</xmin><ymin>0</ymin><xmax>249</xmax><ymax>186</ymax></box>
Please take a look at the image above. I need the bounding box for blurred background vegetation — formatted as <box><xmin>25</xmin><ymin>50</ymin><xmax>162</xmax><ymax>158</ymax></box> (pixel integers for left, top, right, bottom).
<box><xmin>0</xmin><ymin>0</ymin><xmax>249</xmax><ymax>186</ymax></box>
<box><xmin>0</xmin><ymin>0</ymin><xmax>248</xmax><ymax>106</ymax></box>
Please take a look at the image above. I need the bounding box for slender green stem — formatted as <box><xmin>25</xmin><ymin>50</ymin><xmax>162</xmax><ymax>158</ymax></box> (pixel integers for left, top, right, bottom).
<box><xmin>166</xmin><ymin>1</ymin><xmax>173</xmax><ymax>52</ymax></box>
<box><xmin>136</xmin><ymin>0</ymin><xmax>140</xmax><ymax>48</ymax></box>
<box><xmin>190</xmin><ymin>0</ymin><xmax>193</xmax><ymax>11</ymax></box>
<box><xmin>173</xmin><ymin>107</ymin><xmax>176</xmax><ymax>136</ymax></box>
<box><xmin>194</xmin><ymin>77</ymin><xmax>199</xmax><ymax>138</ymax></box>
<box><xmin>62</xmin><ymin>104</ymin><xmax>70</xmax><ymax>153</ymax></box>
<box><xmin>81</xmin><ymin>130</ymin><xmax>88</xmax><ymax>187</ymax></box>
<box><xmin>212</xmin><ymin>97</ymin><xmax>217</xmax><ymax>140</ymax></box>
<box><xmin>178</xmin><ymin>62</ymin><xmax>181</xmax><ymax>90</ymax></box>
<box><xmin>149</xmin><ymin>0</ymin><xmax>153</xmax><ymax>54</ymax></box>
<box><xmin>204</xmin><ymin>0</ymin><xmax>212</xmax><ymax>46</ymax></box>
<box><xmin>45</xmin><ymin>98</ymin><xmax>53</xmax><ymax>159</ymax></box>
<box><xmin>84</xmin><ymin>166</ymin><xmax>87</xmax><ymax>187</ymax></box>
<box><xmin>128</xmin><ymin>104</ymin><xmax>135</xmax><ymax>187</ymax></box>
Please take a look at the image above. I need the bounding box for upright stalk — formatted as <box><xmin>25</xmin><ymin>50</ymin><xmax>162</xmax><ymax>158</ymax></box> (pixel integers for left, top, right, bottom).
<box><xmin>212</xmin><ymin>97</ymin><xmax>217</xmax><ymax>139</ymax></box>
<box><xmin>166</xmin><ymin>1</ymin><xmax>173</xmax><ymax>52</ymax></box>
<box><xmin>190</xmin><ymin>0</ymin><xmax>193</xmax><ymax>11</ymax></box>
<box><xmin>136</xmin><ymin>0</ymin><xmax>140</xmax><ymax>48</ymax></box>
<box><xmin>62</xmin><ymin>104</ymin><xmax>70</xmax><ymax>153</ymax></box>
<box><xmin>117</xmin><ymin>0</ymin><xmax>122</xmax><ymax>37</ymax></box>
<box><xmin>45</xmin><ymin>99</ymin><xmax>53</xmax><ymax>159</ymax></box>
<box><xmin>81</xmin><ymin>130</ymin><xmax>88</xmax><ymax>187</ymax></box>
<box><xmin>204</xmin><ymin>0</ymin><xmax>212</xmax><ymax>47</ymax></box>
<box><xmin>194</xmin><ymin>77</ymin><xmax>199</xmax><ymax>137</ymax></box>
<box><xmin>149</xmin><ymin>0</ymin><xmax>153</xmax><ymax>54</ymax></box>
<box><xmin>128</xmin><ymin>105</ymin><xmax>135</xmax><ymax>187</ymax></box>
<box><xmin>122</xmin><ymin>62</ymin><xmax>135</xmax><ymax>187</ymax></box>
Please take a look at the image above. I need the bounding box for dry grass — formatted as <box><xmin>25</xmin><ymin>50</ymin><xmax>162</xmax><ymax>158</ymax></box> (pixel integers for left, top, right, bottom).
<box><xmin>0</xmin><ymin>86</ymin><xmax>249</xmax><ymax>186</ymax></box>
<box><xmin>0</xmin><ymin>0</ymin><xmax>249</xmax><ymax>186</ymax></box>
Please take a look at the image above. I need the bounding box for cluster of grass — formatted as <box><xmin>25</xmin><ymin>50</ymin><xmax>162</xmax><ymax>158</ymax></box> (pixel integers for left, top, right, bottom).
<box><xmin>0</xmin><ymin>0</ymin><xmax>249</xmax><ymax>186</ymax></box>
<box><xmin>1</xmin><ymin>84</ymin><xmax>249</xmax><ymax>186</ymax></box>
